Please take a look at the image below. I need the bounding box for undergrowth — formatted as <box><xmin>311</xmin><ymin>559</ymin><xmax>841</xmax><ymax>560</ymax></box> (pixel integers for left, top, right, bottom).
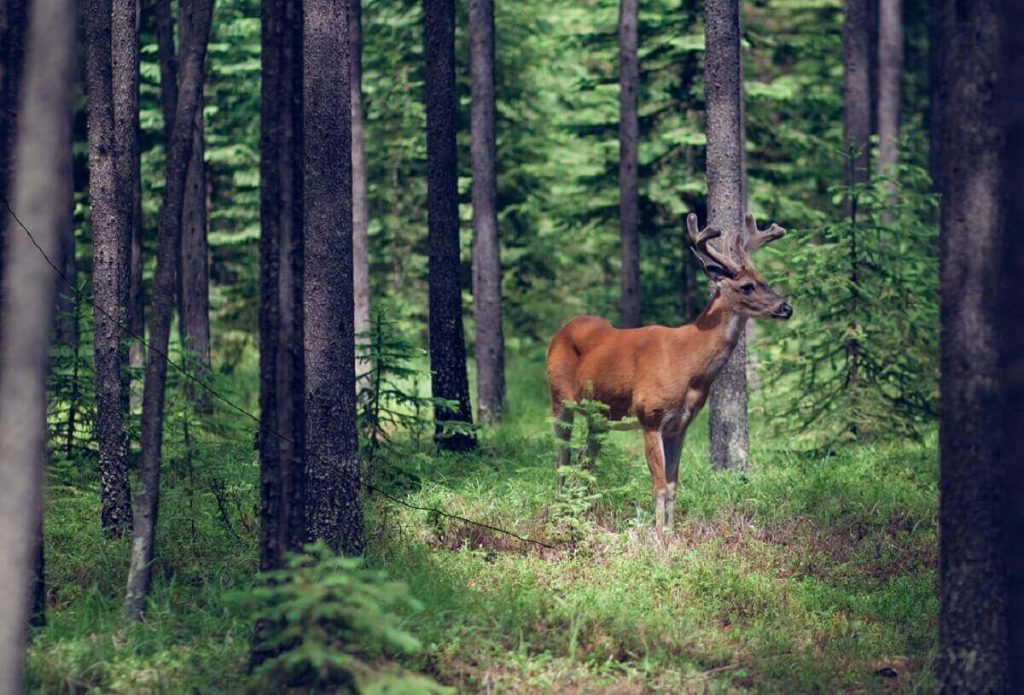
<box><xmin>28</xmin><ymin>347</ymin><xmax>938</xmax><ymax>693</ymax></box>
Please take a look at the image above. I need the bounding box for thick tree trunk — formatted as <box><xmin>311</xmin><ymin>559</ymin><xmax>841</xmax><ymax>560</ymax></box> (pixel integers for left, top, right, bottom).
<box><xmin>936</xmin><ymin>0</ymin><xmax>1008</xmax><ymax>688</ymax></box>
<box><xmin>180</xmin><ymin>94</ymin><xmax>212</xmax><ymax>413</ymax></box>
<box><xmin>876</xmin><ymin>0</ymin><xmax>901</xmax><ymax>179</ymax></box>
<box><xmin>86</xmin><ymin>0</ymin><xmax>133</xmax><ymax>537</ymax></box>
<box><xmin>704</xmin><ymin>0</ymin><xmax>749</xmax><ymax>471</ymax></box>
<box><xmin>425</xmin><ymin>0</ymin><xmax>476</xmax><ymax>451</ymax></box>
<box><xmin>302</xmin><ymin>0</ymin><xmax>363</xmax><ymax>555</ymax></box>
<box><xmin>123</xmin><ymin>0</ymin><xmax>214</xmax><ymax>622</ymax></box>
<box><xmin>0</xmin><ymin>0</ymin><xmax>27</xmax><ymax>314</ymax></box>
<box><xmin>350</xmin><ymin>0</ymin><xmax>370</xmax><ymax>391</ymax></box>
<box><xmin>469</xmin><ymin>0</ymin><xmax>505</xmax><ymax>423</ymax></box>
<box><xmin>0</xmin><ymin>0</ymin><xmax>74</xmax><ymax>681</ymax></box>
<box><xmin>259</xmin><ymin>0</ymin><xmax>305</xmax><ymax>573</ymax></box>
<box><xmin>843</xmin><ymin>0</ymin><xmax>871</xmax><ymax>193</ymax></box>
<box><xmin>618</xmin><ymin>0</ymin><xmax>641</xmax><ymax>328</ymax></box>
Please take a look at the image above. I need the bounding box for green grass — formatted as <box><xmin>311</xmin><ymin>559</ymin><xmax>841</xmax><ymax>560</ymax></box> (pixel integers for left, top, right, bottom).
<box><xmin>28</xmin><ymin>347</ymin><xmax>938</xmax><ymax>692</ymax></box>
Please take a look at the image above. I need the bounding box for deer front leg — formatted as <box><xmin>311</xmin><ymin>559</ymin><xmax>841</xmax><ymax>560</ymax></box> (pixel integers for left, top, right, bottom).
<box><xmin>662</xmin><ymin>429</ymin><xmax>685</xmax><ymax>533</ymax></box>
<box><xmin>642</xmin><ymin>428</ymin><xmax>668</xmax><ymax>535</ymax></box>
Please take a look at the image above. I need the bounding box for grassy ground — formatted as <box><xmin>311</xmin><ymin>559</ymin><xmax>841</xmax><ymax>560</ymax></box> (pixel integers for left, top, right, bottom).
<box><xmin>28</xmin><ymin>348</ymin><xmax>938</xmax><ymax>693</ymax></box>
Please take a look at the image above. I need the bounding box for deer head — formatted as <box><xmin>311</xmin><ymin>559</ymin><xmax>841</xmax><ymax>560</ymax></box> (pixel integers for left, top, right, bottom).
<box><xmin>687</xmin><ymin>212</ymin><xmax>792</xmax><ymax>320</ymax></box>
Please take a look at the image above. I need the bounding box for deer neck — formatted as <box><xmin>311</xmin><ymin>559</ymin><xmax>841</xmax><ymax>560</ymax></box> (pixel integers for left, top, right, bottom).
<box><xmin>687</xmin><ymin>290</ymin><xmax>747</xmax><ymax>377</ymax></box>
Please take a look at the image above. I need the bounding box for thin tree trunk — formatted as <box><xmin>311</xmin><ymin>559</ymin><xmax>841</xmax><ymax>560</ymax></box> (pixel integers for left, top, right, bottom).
<box><xmin>86</xmin><ymin>0</ymin><xmax>133</xmax><ymax>537</ymax></box>
<box><xmin>876</xmin><ymin>0</ymin><xmax>901</xmax><ymax>179</ymax></box>
<box><xmin>704</xmin><ymin>0</ymin><xmax>749</xmax><ymax>471</ymax></box>
<box><xmin>154</xmin><ymin>0</ymin><xmax>177</xmax><ymax>139</ymax></box>
<box><xmin>936</xmin><ymin>0</ymin><xmax>1008</xmax><ymax>688</ymax></box>
<box><xmin>618</xmin><ymin>0</ymin><xmax>641</xmax><ymax>328</ymax></box>
<box><xmin>470</xmin><ymin>0</ymin><xmax>505</xmax><ymax>423</ymax></box>
<box><xmin>128</xmin><ymin>0</ymin><xmax>144</xmax><ymax>382</ymax></box>
<box><xmin>123</xmin><ymin>0</ymin><xmax>214</xmax><ymax>622</ymax></box>
<box><xmin>259</xmin><ymin>0</ymin><xmax>305</xmax><ymax>573</ymax></box>
<box><xmin>844</xmin><ymin>0</ymin><xmax>871</xmax><ymax>194</ymax></box>
<box><xmin>180</xmin><ymin>93</ymin><xmax>212</xmax><ymax>413</ymax></box>
<box><xmin>303</xmin><ymin>0</ymin><xmax>363</xmax><ymax>555</ymax></box>
<box><xmin>55</xmin><ymin>151</ymin><xmax>77</xmax><ymax>346</ymax></box>
<box><xmin>0</xmin><ymin>0</ymin><xmax>27</xmax><ymax>316</ymax></box>
<box><xmin>425</xmin><ymin>0</ymin><xmax>476</xmax><ymax>452</ymax></box>
<box><xmin>0</xmin><ymin>0</ymin><xmax>74</xmax><ymax>681</ymax></box>
<box><xmin>350</xmin><ymin>0</ymin><xmax>370</xmax><ymax>391</ymax></box>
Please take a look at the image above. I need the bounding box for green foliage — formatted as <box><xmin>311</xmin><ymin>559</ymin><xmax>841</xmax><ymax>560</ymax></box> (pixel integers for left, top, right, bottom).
<box><xmin>357</xmin><ymin>307</ymin><xmax>476</xmax><ymax>460</ymax></box>
<box><xmin>246</xmin><ymin>543</ymin><xmax>432</xmax><ymax>693</ymax></box>
<box><xmin>763</xmin><ymin>158</ymin><xmax>939</xmax><ymax>444</ymax></box>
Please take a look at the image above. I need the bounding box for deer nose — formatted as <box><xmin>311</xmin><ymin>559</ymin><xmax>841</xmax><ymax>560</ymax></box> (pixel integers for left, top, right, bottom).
<box><xmin>776</xmin><ymin>303</ymin><xmax>793</xmax><ymax>320</ymax></box>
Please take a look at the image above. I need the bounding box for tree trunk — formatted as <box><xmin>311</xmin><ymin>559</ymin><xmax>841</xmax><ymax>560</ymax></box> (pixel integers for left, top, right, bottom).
<box><xmin>936</xmin><ymin>0</ymin><xmax>1008</xmax><ymax>688</ymax></box>
<box><xmin>876</xmin><ymin>0</ymin><xmax>901</xmax><ymax>179</ymax></box>
<box><xmin>843</xmin><ymin>0</ymin><xmax>871</xmax><ymax>194</ymax></box>
<box><xmin>154</xmin><ymin>0</ymin><xmax>177</xmax><ymax>139</ymax></box>
<box><xmin>1004</xmin><ymin>3</ymin><xmax>1024</xmax><ymax>689</ymax></box>
<box><xmin>259</xmin><ymin>0</ymin><xmax>305</xmax><ymax>573</ymax></box>
<box><xmin>0</xmin><ymin>0</ymin><xmax>74</xmax><ymax>680</ymax></box>
<box><xmin>618</xmin><ymin>0</ymin><xmax>641</xmax><ymax>328</ymax></box>
<box><xmin>302</xmin><ymin>0</ymin><xmax>363</xmax><ymax>555</ymax></box>
<box><xmin>350</xmin><ymin>0</ymin><xmax>370</xmax><ymax>391</ymax></box>
<box><xmin>469</xmin><ymin>0</ymin><xmax>505</xmax><ymax>423</ymax></box>
<box><xmin>86</xmin><ymin>0</ymin><xmax>133</xmax><ymax>537</ymax></box>
<box><xmin>425</xmin><ymin>0</ymin><xmax>476</xmax><ymax>451</ymax></box>
<box><xmin>123</xmin><ymin>0</ymin><xmax>214</xmax><ymax>622</ymax></box>
<box><xmin>180</xmin><ymin>92</ymin><xmax>212</xmax><ymax>413</ymax></box>
<box><xmin>55</xmin><ymin>151</ymin><xmax>77</xmax><ymax>347</ymax></box>
<box><xmin>704</xmin><ymin>0</ymin><xmax>749</xmax><ymax>471</ymax></box>
<box><xmin>0</xmin><ymin>0</ymin><xmax>27</xmax><ymax>317</ymax></box>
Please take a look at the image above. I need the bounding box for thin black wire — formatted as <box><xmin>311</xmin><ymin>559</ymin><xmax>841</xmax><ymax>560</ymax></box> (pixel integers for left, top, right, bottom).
<box><xmin>2</xmin><ymin>197</ymin><xmax>557</xmax><ymax>551</ymax></box>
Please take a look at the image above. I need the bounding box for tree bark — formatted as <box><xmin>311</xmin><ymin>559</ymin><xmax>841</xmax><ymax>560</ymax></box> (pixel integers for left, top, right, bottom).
<box><xmin>86</xmin><ymin>0</ymin><xmax>133</xmax><ymax>537</ymax></box>
<box><xmin>618</xmin><ymin>0</ymin><xmax>641</xmax><ymax>328</ymax></box>
<box><xmin>303</xmin><ymin>0</ymin><xmax>363</xmax><ymax>555</ymax></box>
<box><xmin>425</xmin><ymin>0</ymin><xmax>476</xmax><ymax>451</ymax></box>
<box><xmin>0</xmin><ymin>0</ymin><xmax>27</xmax><ymax>315</ymax></box>
<box><xmin>470</xmin><ymin>0</ymin><xmax>505</xmax><ymax>423</ymax></box>
<box><xmin>876</xmin><ymin>0</ymin><xmax>901</xmax><ymax>179</ymax></box>
<box><xmin>350</xmin><ymin>0</ymin><xmax>370</xmax><ymax>391</ymax></box>
<box><xmin>1004</xmin><ymin>3</ymin><xmax>1024</xmax><ymax>690</ymax></box>
<box><xmin>704</xmin><ymin>0</ymin><xmax>749</xmax><ymax>471</ymax></box>
<box><xmin>936</xmin><ymin>0</ymin><xmax>1008</xmax><ymax>688</ymax></box>
<box><xmin>180</xmin><ymin>93</ymin><xmax>212</xmax><ymax>413</ymax></box>
<box><xmin>259</xmin><ymin>0</ymin><xmax>305</xmax><ymax>573</ymax></box>
<box><xmin>55</xmin><ymin>151</ymin><xmax>77</xmax><ymax>347</ymax></box>
<box><xmin>843</xmin><ymin>0</ymin><xmax>871</xmax><ymax>194</ymax></box>
<box><xmin>0</xmin><ymin>0</ymin><xmax>74</xmax><ymax>681</ymax></box>
<box><xmin>123</xmin><ymin>0</ymin><xmax>214</xmax><ymax>622</ymax></box>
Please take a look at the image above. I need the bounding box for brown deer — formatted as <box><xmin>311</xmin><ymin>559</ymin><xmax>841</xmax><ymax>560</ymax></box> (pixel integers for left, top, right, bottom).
<box><xmin>546</xmin><ymin>212</ymin><xmax>791</xmax><ymax>534</ymax></box>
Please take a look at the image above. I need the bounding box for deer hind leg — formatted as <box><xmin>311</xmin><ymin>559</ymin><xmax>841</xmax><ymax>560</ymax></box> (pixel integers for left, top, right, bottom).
<box><xmin>661</xmin><ymin>428</ymin><xmax>686</xmax><ymax>533</ymax></box>
<box><xmin>553</xmin><ymin>405</ymin><xmax>573</xmax><ymax>491</ymax></box>
<box><xmin>642</xmin><ymin>428</ymin><xmax>668</xmax><ymax>536</ymax></box>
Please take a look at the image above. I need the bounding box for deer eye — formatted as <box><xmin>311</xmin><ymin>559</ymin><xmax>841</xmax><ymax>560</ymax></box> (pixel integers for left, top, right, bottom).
<box><xmin>741</xmin><ymin>283</ymin><xmax>756</xmax><ymax>294</ymax></box>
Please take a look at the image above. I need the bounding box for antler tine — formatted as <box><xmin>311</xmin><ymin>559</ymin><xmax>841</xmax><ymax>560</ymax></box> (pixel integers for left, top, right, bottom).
<box><xmin>687</xmin><ymin>213</ymin><xmax>738</xmax><ymax>278</ymax></box>
<box><xmin>743</xmin><ymin>212</ymin><xmax>787</xmax><ymax>255</ymax></box>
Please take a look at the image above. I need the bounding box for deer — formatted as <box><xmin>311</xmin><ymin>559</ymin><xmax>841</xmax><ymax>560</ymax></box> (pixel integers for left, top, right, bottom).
<box><xmin>546</xmin><ymin>212</ymin><xmax>792</xmax><ymax>535</ymax></box>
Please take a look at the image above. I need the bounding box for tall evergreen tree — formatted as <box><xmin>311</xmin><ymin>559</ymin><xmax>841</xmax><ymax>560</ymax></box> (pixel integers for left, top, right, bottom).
<box><xmin>876</xmin><ymin>0</ymin><xmax>901</xmax><ymax>178</ymax></box>
<box><xmin>425</xmin><ymin>0</ymin><xmax>475</xmax><ymax>450</ymax></box>
<box><xmin>470</xmin><ymin>0</ymin><xmax>505</xmax><ymax>423</ymax></box>
<box><xmin>85</xmin><ymin>0</ymin><xmax>133</xmax><ymax>537</ymax></box>
<box><xmin>124</xmin><ymin>0</ymin><xmax>215</xmax><ymax>621</ymax></box>
<box><xmin>935</xmin><ymin>0</ymin><xmax>1008</xmax><ymax>688</ymax></box>
<box><xmin>618</xmin><ymin>0</ymin><xmax>640</xmax><ymax>328</ymax></box>
<box><xmin>259</xmin><ymin>0</ymin><xmax>306</xmax><ymax>573</ymax></box>
<box><xmin>704</xmin><ymin>0</ymin><xmax>749</xmax><ymax>471</ymax></box>
<box><xmin>303</xmin><ymin>0</ymin><xmax>363</xmax><ymax>555</ymax></box>
<box><xmin>0</xmin><ymin>0</ymin><xmax>26</xmax><ymax>309</ymax></box>
<box><xmin>0</xmin><ymin>0</ymin><xmax>74</xmax><ymax>680</ymax></box>
<box><xmin>350</xmin><ymin>0</ymin><xmax>370</xmax><ymax>389</ymax></box>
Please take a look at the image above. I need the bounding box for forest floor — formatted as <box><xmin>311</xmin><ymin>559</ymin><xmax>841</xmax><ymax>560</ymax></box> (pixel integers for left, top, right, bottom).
<box><xmin>28</xmin><ymin>349</ymin><xmax>938</xmax><ymax>693</ymax></box>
